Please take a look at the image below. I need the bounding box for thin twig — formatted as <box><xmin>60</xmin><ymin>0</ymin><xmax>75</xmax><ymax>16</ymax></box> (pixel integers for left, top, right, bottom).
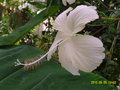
<box><xmin>108</xmin><ymin>9</ymin><xmax>120</xmax><ymax>11</ymax></box>
<box><xmin>96</xmin><ymin>0</ymin><xmax>109</xmax><ymax>9</ymax></box>
<box><xmin>106</xmin><ymin>21</ymin><xmax>120</xmax><ymax>66</ymax></box>
<box><xmin>101</xmin><ymin>17</ymin><xmax>120</xmax><ymax>21</ymax></box>
<box><xmin>92</xmin><ymin>26</ymin><xmax>106</xmax><ymax>35</ymax></box>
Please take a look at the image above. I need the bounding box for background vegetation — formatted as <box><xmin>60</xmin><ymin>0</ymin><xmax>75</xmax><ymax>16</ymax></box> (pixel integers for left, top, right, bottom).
<box><xmin>0</xmin><ymin>0</ymin><xmax>119</xmax><ymax>90</ymax></box>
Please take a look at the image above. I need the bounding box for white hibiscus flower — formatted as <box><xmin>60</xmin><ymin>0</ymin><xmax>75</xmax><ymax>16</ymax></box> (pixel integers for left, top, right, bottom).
<box><xmin>47</xmin><ymin>5</ymin><xmax>105</xmax><ymax>75</ymax></box>
<box><xmin>15</xmin><ymin>5</ymin><xmax>105</xmax><ymax>75</ymax></box>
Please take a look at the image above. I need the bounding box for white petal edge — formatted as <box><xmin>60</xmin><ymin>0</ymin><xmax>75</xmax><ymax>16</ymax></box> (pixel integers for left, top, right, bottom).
<box><xmin>53</xmin><ymin>7</ymin><xmax>73</xmax><ymax>33</ymax></box>
<box><xmin>67</xmin><ymin>5</ymin><xmax>99</xmax><ymax>33</ymax></box>
<box><xmin>62</xmin><ymin>0</ymin><xmax>67</xmax><ymax>6</ymax></box>
<box><xmin>67</xmin><ymin>0</ymin><xmax>76</xmax><ymax>5</ymax></box>
<box><xmin>47</xmin><ymin>32</ymin><xmax>63</xmax><ymax>60</ymax></box>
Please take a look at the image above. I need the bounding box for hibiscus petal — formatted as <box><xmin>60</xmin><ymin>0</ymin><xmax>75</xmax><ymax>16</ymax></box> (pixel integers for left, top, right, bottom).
<box><xmin>58</xmin><ymin>40</ymin><xmax>80</xmax><ymax>75</ymax></box>
<box><xmin>62</xmin><ymin>0</ymin><xmax>67</xmax><ymax>6</ymax></box>
<box><xmin>47</xmin><ymin>32</ymin><xmax>63</xmax><ymax>60</ymax></box>
<box><xmin>67</xmin><ymin>0</ymin><xmax>76</xmax><ymax>5</ymax></box>
<box><xmin>53</xmin><ymin>7</ymin><xmax>73</xmax><ymax>33</ymax></box>
<box><xmin>58</xmin><ymin>35</ymin><xmax>105</xmax><ymax>75</ymax></box>
<box><xmin>67</xmin><ymin>5</ymin><xmax>99</xmax><ymax>33</ymax></box>
<box><xmin>62</xmin><ymin>0</ymin><xmax>76</xmax><ymax>6</ymax></box>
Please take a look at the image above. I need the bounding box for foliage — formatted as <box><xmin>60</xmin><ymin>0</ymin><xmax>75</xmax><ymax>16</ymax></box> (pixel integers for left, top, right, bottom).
<box><xmin>0</xmin><ymin>0</ymin><xmax>120</xmax><ymax>89</ymax></box>
<box><xmin>0</xmin><ymin>45</ymin><xmax>117</xmax><ymax>90</ymax></box>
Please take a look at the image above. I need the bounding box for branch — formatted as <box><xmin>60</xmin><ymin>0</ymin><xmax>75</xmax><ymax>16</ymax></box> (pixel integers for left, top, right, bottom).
<box><xmin>101</xmin><ymin>17</ymin><xmax>120</xmax><ymax>21</ymax></box>
<box><xmin>106</xmin><ymin>21</ymin><xmax>120</xmax><ymax>66</ymax></box>
<box><xmin>108</xmin><ymin>9</ymin><xmax>120</xmax><ymax>11</ymax></box>
<box><xmin>92</xmin><ymin>26</ymin><xmax>106</xmax><ymax>35</ymax></box>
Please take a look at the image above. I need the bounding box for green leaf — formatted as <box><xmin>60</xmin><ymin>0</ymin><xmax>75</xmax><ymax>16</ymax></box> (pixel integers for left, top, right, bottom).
<box><xmin>46</xmin><ymin>0</ymin><xmax>60</xmax><ymax>16</ymax></box>
<box><xmin>0</xmin><ymin>45</ymin><xmax>117</xmax><ymax>90</ymax></box>
<box><xmin>0</xmin><ymin>0</ymin><xmax>4</xmax><ymax>2</ymax></box>
<box><xmin>84</xmin><ymin>1</ymin><xmax>92</xmax><ymax>6</ymax></box>
<box><xmin>29</xmin><ymin>2</ymin><xmax>46</xmax><ymax>9</ymax></box>
<box><xmin>110</xmin><ymin>11</ymin><xmax>120</xmax><ymax>18</ymax></box>
<box><xmin>0</xmin><ymin>0</ymin><xmax>12</xmax><ymax>2</ymax></box>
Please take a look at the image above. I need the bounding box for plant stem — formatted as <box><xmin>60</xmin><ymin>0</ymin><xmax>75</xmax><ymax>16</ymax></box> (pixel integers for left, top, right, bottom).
<box><xmin>106</xmin><ymin>21</ymin><xmax>120</xmax><ymax>66</ymax></box>
<box><xmin>101</xmin><ymin>17</ymin><xmax>120</xmax><ymax>21</ymax></box>
<box><xmin>92</xmin><ymin>26</ymin><xmax>106</xmax><ymax>35</ymax></box>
